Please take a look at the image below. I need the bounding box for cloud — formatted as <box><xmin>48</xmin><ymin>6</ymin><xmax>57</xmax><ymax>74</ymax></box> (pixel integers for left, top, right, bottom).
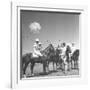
<box><xmin>29</xmin><ymin>22</ymin><xmax>41</xmax><ymax>34</ymax></box>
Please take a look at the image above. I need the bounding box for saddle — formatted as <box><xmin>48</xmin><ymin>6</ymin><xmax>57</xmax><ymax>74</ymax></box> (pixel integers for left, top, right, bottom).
<box><xmin>31</xmin><ymin>53</ymin><xmax>43</xmax><ymax>60</ymax></box>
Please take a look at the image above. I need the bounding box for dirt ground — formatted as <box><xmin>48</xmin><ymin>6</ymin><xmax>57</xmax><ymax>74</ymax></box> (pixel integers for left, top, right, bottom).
<box><xmin>24</xmin><ymin>62</ymin><xmax>79</xmax><ymax>78</ymax></box>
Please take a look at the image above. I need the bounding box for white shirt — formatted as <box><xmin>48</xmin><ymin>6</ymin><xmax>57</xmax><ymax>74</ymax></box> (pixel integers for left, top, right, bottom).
<box><xmin>61</xmin><ymin>46</ymin><xmax>66</xmax><ymax>56</ymax></box>
<box><xmin>33</xmin><ymin>43</ymin><xmax>39</xmax><ymax>53</ymax></box>
<box><xmin>33</xmin><ymin>42</ymin><xmax>42</xmax><ymax>57</ymax></box>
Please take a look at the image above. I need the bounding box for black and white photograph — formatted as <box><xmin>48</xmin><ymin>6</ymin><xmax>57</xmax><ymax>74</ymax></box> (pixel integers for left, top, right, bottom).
<box><xmin>21</xmin><ymin>9</ymin><xmax>80</xmax><ymax>79</ymax></box>
<box><xmin>0</xmin><ymin>0</ymin><xmax>89</xmax><ymax>89</ymax></box>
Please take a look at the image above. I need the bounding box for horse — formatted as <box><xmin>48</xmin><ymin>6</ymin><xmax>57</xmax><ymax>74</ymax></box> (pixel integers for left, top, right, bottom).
<box><xmin>30</xmin><ymin>55</ymin><xmax>48</xmax><ymax>76</ymax></box>
<box><xmin>71</xmin><ymin>49</ymin><xmax>79</xmax><ymax>69</ymax></box>
<box><xmin>45</xmin><ymin>44</ymin><xmax>58</xmax><ymax>71</ymax></box>
<box><xmin>22</xmin><ymin>54</ymin><xmax>49</xmax><ymax>77</ymax></box>
<box><xmin>55</xmin><ymin>48</ymin><xmax>65</xmax><ymax>71</ymax></box>
<box><xmin>22</xmin><ymin>43</ymin><xmax>57</xmax><ymax>77</ymax></box>
<box><xmin>52</xmin><ymin>47</ymin><xmax>63</xmax><ymax>71</ymax></box>
<box><xmin>22</xmin><ymin>53</ymin><xmax>32</xmax><ymax>77</ymax></box>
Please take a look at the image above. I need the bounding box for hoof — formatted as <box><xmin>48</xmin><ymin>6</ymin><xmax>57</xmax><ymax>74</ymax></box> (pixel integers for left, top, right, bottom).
<box><xmin>23</xmin><ymin>74</ymin><xmax>26</xmax><ymax>78</ymax></box>
<box><xmin>31</xmin><ymin>73</ymin><xmax>34</xmax><ymax>76</ymax></box>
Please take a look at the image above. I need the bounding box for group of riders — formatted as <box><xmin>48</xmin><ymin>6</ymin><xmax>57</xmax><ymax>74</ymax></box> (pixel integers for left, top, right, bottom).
<box><xmin>22</xmin><ymin>38</ymin><xmax>79</xmax><ymax>77</ymax></box>
<box><xmin>32</xmin><ymin>38</ymin><xmax>77</xmax><ymax>61</ymax></box>
<box><xmin>32</xmin><ymin>38</ymin><xmax>79</xmax><ymax>70</ymax></box>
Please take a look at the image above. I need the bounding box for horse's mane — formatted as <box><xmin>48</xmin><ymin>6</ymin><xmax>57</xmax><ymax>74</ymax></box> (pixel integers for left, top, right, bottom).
<box><xmin>44</xmin><ymin>44</ymin><xmax>54</xmax><ymax>51</ymax></box>
<box><xmin>41</xmin><ymin>44</ymin><xmax>55</xmax><ymax>55</ymax></box>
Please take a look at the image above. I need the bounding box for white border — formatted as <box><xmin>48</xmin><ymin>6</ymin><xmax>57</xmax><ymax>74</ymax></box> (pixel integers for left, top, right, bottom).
<box><xmin>11</xmin><ymin>2</ymin><xmax>88</xmax><ymax>89</ymax></box>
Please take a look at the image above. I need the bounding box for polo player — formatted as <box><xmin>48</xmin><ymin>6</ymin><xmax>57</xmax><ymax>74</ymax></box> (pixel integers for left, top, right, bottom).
<box><xmin>32</xmin><ymin>38</ymin><xmax>43</xmax><ymax>58</ymax></box>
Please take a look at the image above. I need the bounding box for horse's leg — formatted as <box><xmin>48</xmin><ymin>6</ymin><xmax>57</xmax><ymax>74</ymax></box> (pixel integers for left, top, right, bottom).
<box><xmin>75</xmin><ymin>60</ymin><xmax>78</xmax><ymax>69</ymax></box>
<box><xmin>23</xmin><ymin>66</ymin><xmax>26</xmax><ymax>75</ymax></box>
<box><xmin>45</xmin><ymin>61</ymin><xmax>48</xmax><ymax>73</ymax></box>
<box><xmin>21</xmin><ymin>63</ymin><xmax>24</xmax><ymax>78</ymax></box>
<box><xmin>69</xmin><ymin>61</ymin><xmax>71</xmax><ymax>71</ymax></box>
<box><xmin>31</xmin><ymin>62</ymin><xmax>35</xmax><ymax>76</ymax></box>
<box><xmin>22</xmin><ymin>63</ymin><xmax>25</xmax><ymax>75</ymax></box>
<box><xmin>46</xmin><ymin>61</ymin><xmax>49</xmax><ymax>73</ymax></box>
<box><xmin>53</xmin><ymin>61</ymin><xmax>55</xmax><ymax>71</ymax></box>
<box><xmin>61</xmin><ymin>60</ymin><xmax>64</xmax><ymax>72</ymax></box>
<box><xmin>71</xmin><ymin>60</ymin><xmax>74</xmax><ymax>69</ymax></box>
<box><xmin>63</xmin><ymin>59</ymin><xmax>68</xmax><ymax>74</ymax></box>
<box><xmin>56</xmin><ymin>59</ymin><xmax>59</xmax><ymax>70</ymax></box>
<box><xmin>68</xmin><ymin>59</ymin><xmax>71</xmax><ymax>71</ymax></box>
<box><xmin>67</xmin><ymin>62</ymin><xmax>69</xmax><ymax>71</ymax></box>
<box><xmin>74</xmin><ymin>60</ymin><xmax>76</xmax><ymax>69</ymax></box>
<box><xmin>71</xmin><ymin>59</ymin><xmax>73</xmax><ymax>69</ymax></box>
<box><xmin>43</xmin><ymin>62</ymin><xmax>46</xmax><ymax>74</ymax></box>
<box><xmin>66</xmin><ymin>58</ymin><xmax>69</xmax><ymax>71</ymax></box>
<box><xmin>56</xmin><ymin>62</ymin><xmax>57</xmax><ymax>70</ymax></box>
<box><xmin>59</xmin><ymin>59</ymin><xmax>62</xmax><ymax>70</ymax></box>
<box><xmin>66</xmin><ymin>57</ymin><xmax>69</xmax><ymax>71</ymax></box>
<box><xmin>64</xmin><ymin>62</ymin><xmax>68</xmax><ymax>74</ymax></box>
<box><xmin>61</xmin><ymin>62</ymin><xmax>63</xmax><ymax>70</ymax></box>
<box><xmin>63</xmin><ymin>63</ymin><xmax>65</xmax><ymax>74</ymax></box>
<box><xmin>61</xmin><ymin>61</ymin><xmax>64</xmax><ymax>71</ymax></box>
<box><xmin>23</xmin><ymin>63</ymin><xmax>28</xmax><ymax>78</ymax></box>
<box><xmin>68</xmin><ymin>58</ymin><xmax>71</xmax><ymax>71</ymax></box>
<box><xmin>69</xmin><ymin>61</ymin><xmax>72</xmax><ymax>71</ymax></box>
<box><xmin>68</xmin><ymin>62</ymin><xmax>70</xmax><ymax>71</ymax></box>
<box><xmin>59</xmin><ymin>62</ymin><xmax>62</xmax><ymax>70</ymax></box>
<box><xmin>63</xmin><ymin>59</ymin><xmax>66</xmax><ymax>72</ymax></box>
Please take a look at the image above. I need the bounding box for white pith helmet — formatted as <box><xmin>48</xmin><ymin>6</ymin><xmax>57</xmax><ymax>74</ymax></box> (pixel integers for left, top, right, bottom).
<box><xmin>72</xmin><ymin>43</ymin><xmax>75</xmax><ymax>46</ymax></box>
<box><xmin>35</xmin><ymin>38</ymin><xmax>39</xmax><ymax>42</ymax></box>
<box><xmin>39</xmin><ymin>42</ymin><xmax>42</xmax><ymax>45</ymax></box>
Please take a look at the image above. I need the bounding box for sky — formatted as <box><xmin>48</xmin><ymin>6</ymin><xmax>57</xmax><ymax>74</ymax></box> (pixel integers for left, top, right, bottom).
<box><xmin>21</xmin><ymin>10</ymin><xmax>80</xmax><ymax>55</ymax></box>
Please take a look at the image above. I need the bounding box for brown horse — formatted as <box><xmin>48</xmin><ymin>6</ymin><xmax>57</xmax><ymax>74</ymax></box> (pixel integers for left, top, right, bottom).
<box><xmin>22</xmin><ymin>53</ymin><xmax>32</xmax><ymax>77</ymax></box>
<box><xmin>71</xmin><ymin>49</ymin><xmax>79</xmax><ymax>69</ymax></box>
<box><xmin>46</xmin><ymin>44</ymin><xmax>61</xmax><ymax>71</ymax></box>
<box><xmin>22</xmin><ymin>44</ymin><xmax>55</xmax><ymax>77</ymax></box>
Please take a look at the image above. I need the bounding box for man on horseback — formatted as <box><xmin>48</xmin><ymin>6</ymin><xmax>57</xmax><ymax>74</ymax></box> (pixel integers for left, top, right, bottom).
<box><xmin>32</xmin><ymin>38</ymin><xmax>43</xmax><ymax>58</ymax></box>
<box><xmin>30</xmin><ymin>39</ymin><xmax>48</xmax><ymax>76</ymax></box>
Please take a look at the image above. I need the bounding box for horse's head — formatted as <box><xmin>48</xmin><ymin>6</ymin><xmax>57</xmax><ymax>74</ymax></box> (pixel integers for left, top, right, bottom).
<box><xmin>66</xmin><ymin>45</ymin><xmax>71</xmax><ymax>53</ymax></box>
<box><xmin>47</xmin><ymin>44</ymin><xmax>55</xmax><ymax>57</ymax></box>
<box><xmin>55</xmin><ymin>48</ymin><xmax>61</xmax><ymax>55</ymax></box>
<box><xmin>48</xmin><ymin>44</ymin><xmax>54</xmax><ymax>51</ymax></box>
<box><xmin>41</xmin><ymin>43</ymin><xmax>55</xmax><ymax>57</ymax></box>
